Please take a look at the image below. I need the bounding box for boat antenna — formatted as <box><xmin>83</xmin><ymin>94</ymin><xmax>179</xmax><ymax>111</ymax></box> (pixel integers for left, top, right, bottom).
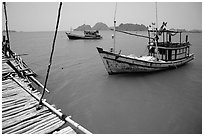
<box><xmin>155</xmin><ymin>2</ymin><xmax>159</xmax><ymax>60</ymax></box>
<box><xmin>38</xmin><ymin>2</ymin><xmax>63</xmax><ymax>108</ymax></box>
<box><xmin>113</xmin><ymin>2</ymin><xmax>117</xmax><ymax>53</ymax></box>
<box><xmin>156</xmin><ymin>2</ymin><xmax>158</xmax><ymax>30</ymax></box>
<box><xmin>3</xmin><ymin>2</ymin><xmax>10</xmax><ymax>49</ymax></box>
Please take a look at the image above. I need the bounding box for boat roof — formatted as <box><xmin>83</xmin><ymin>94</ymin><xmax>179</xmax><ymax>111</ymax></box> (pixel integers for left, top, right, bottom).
<box><xmin>84</xmin><ymin>30</ymin><xmax>99</xmax><ymax>32</ymax></box>
<box><xmin>148</xmin><ymin>29</ymin><xmax>181</xmax><ymax>33</ymax></box>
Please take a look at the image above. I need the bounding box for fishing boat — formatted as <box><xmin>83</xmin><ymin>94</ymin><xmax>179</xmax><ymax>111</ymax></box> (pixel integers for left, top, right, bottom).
<box><xmin>96</xmin><ymin>28</ymin><xmax>194</xmax><ymax>74</ymax></box>
<box><xmin>96</xmin><ymin>4</ymin><xmax>194</xmax><ymax>75</ymax></box>
<box><xmin>65</xmin><ymin>30</ymin><xmax>102</xmax><ymax>40</ymax></box>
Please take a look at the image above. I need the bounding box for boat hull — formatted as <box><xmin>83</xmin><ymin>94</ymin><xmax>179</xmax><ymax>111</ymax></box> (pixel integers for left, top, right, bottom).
<box><xmin>96</xmin><ymin>47</ymin><xmax>194</xmax><ymax>75</ymax></box>
<box><xmin>65</xmin><ymin>32</ymin><xmax>102</xmax><ymax>40</ymax></box>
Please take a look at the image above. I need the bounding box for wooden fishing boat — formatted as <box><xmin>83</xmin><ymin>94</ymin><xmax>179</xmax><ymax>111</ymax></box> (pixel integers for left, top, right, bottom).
<box><xmin>96</xmin><ymin>3</ymin><xmax>194</xmax><ymax>75</ymax></box>
<box><xmin>96</xmin><ymin>26</ymin><xmax>194</xmax><ymax>75</ymax></box>
<box><xmin>65</xmin><ymin>30</ymin><xmax>102</xmax><ymax>40</ymax></box>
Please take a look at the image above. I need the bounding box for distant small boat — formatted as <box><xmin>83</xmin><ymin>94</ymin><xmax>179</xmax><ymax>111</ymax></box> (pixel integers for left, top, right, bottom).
<box><xmin>65</xmin><ymin>30</ymin><xmax>102</xmax><ymax>40</ymax></box>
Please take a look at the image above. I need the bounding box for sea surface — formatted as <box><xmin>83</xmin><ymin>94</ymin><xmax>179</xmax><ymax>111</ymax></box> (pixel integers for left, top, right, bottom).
<box><xmin>8</xmin><ymin>31</ymin><xmax>202</xmax><ymax>134</ymax></box>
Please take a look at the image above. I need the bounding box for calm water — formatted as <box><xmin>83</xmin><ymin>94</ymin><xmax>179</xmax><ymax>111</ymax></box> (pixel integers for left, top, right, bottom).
<box><xmin>8</xmin><ymin>31</ymin><xmax>202</xmax><ymax>134</ymax></box>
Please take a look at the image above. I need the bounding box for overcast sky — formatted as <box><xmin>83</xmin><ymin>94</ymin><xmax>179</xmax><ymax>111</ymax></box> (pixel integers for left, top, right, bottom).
<box><xmin>2</xmin><ymin>2</ymin><xmax>202</xmax><ymax>31</ymax></box>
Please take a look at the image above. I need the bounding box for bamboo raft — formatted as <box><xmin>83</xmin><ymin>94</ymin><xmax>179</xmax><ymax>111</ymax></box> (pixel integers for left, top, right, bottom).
<box><xmin>2</xmin><ymin>52</ymin><xmax>91</xmax><ymax>134</ymax></box>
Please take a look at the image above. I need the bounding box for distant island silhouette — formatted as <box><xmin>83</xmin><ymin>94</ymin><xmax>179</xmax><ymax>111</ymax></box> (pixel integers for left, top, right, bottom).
<box><xmin>2</xmin><ymin>30</ymin><xmax>16</xmax><ymax>32</ymax></box>
<box><xmin>74</xmin><ymin>22</ymin><xmax>109</xmax><ymax>31</ymax></box>
<box><xmin>73</xmin><ymin>22</ymin><xmax>202</xmax><ymax>33</ymax></box>
<box><xmin>74</xmin><ymin>22</ymin><xmax>147</xmax><ymax>31</ymax></box>
<box><xmin>116</xmin><ymin>23</ymin><xmax>148</xmax><ymax>31</ymax></box>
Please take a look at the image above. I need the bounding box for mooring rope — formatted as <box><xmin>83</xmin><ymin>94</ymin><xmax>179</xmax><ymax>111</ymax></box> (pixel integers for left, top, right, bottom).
<box><xmin>38</xmin><ymin>2</ymin><xmax>63</xmax><ymax>107</ymax></box>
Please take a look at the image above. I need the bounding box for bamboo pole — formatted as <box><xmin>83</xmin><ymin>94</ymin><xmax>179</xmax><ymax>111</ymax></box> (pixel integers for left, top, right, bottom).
<box><xmin>3</xmin><ymin>2</ymin><xmax>10</xmax><ymax>48</ymax></box>
<box><xmin>38</xmin><ymin>2</ymin><xmax>62</xmax><ymax>106</ymax></box>
<box><xmin>114</xmin><ymin>29</ymin><xmax>155</xmax><ymax>40</ymax></box>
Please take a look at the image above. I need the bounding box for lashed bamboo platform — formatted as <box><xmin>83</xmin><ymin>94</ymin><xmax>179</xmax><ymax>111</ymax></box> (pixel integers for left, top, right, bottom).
<box><xmin>2</xmin><ymin>51</ymin><xmax>91</xmax><ymax>134</ymax></box>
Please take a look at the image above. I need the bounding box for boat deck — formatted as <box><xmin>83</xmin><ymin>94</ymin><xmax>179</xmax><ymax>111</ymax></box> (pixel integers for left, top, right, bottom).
<box><xmin>2</xmin><ymin>52</ymin><xmax>90</xmax><ymax>134</ymax></box>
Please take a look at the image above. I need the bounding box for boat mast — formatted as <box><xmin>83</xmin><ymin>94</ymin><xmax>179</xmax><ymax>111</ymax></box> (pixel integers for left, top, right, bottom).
<box><xmin>155</xmin><ymin>2</ymin><xmax>158</xmax><ymax>30</ymax></box>
<box><xmin>113</xmin><ymin>3</ymin><xmax>117</xmax><ymax>53</ymax></box>
<box><xmin>155</xmin><ymin>2</ymin><xmax>159</xmax><ymax>60</ymax></box>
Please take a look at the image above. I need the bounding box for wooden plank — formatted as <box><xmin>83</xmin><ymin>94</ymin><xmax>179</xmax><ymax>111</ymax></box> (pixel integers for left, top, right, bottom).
<box><xmin>2</xmin><ymin>98</ymin><xmax>29</xmax><ymax>108</ymax></box>
<box><xmin>2</xmin><ymin>84</ymin><xmax>20</xmax><ymax>91</ymax></box>
<box><xmin>2</xmin><ymin>88</ymin><xmax>32</xmax><ymax>99</ymax></box>
<box><xmin>2</xmin><ymin>94</ymin><xmax>32</xmax><ymax>103</ymax></box>
<box><xmin>36</xmin><ymin>119</ymin><xmax>65</xmax><ymax>134</ymax></box>
<box><xmin>2</xmin><ymin>87</ymin><xmax>23</xmax><ymax>96</ymax></box>
<box><xmin>2</xmin><ymin>98</ymin><xmax>36</xmax><ymax>111</ymax></box>
<box><xmin>2</xmin><ymin>101</ymin><xmax>38</xmax><ymax>118</ymax></box>
<box><xmin>3</xmin><ymin>112</ymin><xmax>53</xmax><ymax>134</ymax></box>
<box><xmin>2</xmin><ymin>85</ymin><xmax>20</xmax><ymax>92</ymax></box>
<box><xmin>53</xmin><ymin>126</ymin><xmax>74</xmax><ymax>134</ymax></box>
<box><xmin>24</xmin><ymin>115</ymin><xmax>59</xmax><ymax>133</ymax></box>
<box><xmin>64</xmin><ymin>128</ymin><xmax>77</xmax><ymax>134</ymax></box>
<box><xmin>12</xmin><ymin>114</ymin><xmax>59</xmax><ymax>134</ymax></box>
<box><xmin>2</xmin><ymin>92</ymin><xmax>33</xmax><ymax>103</ymax></box>
<box><xmin>25</xmin><ymin>116</ymin><xmax>63</xmax><ymax>134</ymax></box>
<box><xmin>2</xmin><ymin>79</ymin><xmax>16</xmax><ymax>85</ymax></box>
<box><xmin>2</xmin><ymin>79</ymin><xmax>13</xmax><ymax>84</ymax></box>
<box><xmin>2</xmin><ymin>107</ymin><xmax>49</xmax><ymax>129</ymax></box>
<box><xmin>2</xmin><ymin>83</ymin><xmax>19</xmax><ymax>90</ymax></box>
<box><xmin>2</xmin><ymin>104</ymin><xmax>45</xmax><ymax>122</ymax></box>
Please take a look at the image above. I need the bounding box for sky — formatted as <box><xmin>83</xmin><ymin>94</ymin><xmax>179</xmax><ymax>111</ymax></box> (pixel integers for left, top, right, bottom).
<box><xmin>1</xmin><ymin>1</ymin><xmax>202</xmax><ymax>31</ymax></box>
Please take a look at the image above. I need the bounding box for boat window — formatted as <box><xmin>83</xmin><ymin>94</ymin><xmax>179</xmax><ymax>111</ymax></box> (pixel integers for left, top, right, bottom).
<box><xmin>172</xmin><ymin>50</ymin><xmax>175</xmax><ymax>55</ymax></box>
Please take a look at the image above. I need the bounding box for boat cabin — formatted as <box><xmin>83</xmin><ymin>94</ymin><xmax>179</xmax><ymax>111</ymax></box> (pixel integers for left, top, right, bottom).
<box><xmin>147</xmin><ymin>29</ymin><xmax>191</xmax><ymax>61</ymax></box>
<box><xmin>84</xmin><ymin>30</ymin><xmax>101</xmax><ymax>37</ymax></box>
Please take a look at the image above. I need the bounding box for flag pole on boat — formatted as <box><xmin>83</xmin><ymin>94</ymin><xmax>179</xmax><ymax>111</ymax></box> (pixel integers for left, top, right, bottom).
<box><xmin>37</xmin><ymin>2</ymin><xmax>63</xmax><ymax>108</ymax></box>
<box><xmin>113</xmin><ymin>2</ymin><xmax>117</xmax><ymax>53</ymax></box>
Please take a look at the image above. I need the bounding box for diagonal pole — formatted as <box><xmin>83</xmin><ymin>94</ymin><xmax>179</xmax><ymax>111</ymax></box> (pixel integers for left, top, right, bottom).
<box><xmin>38</xmin><ymin>2</ymin><xmax>63</xmax><ymax>107</ymax></box>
